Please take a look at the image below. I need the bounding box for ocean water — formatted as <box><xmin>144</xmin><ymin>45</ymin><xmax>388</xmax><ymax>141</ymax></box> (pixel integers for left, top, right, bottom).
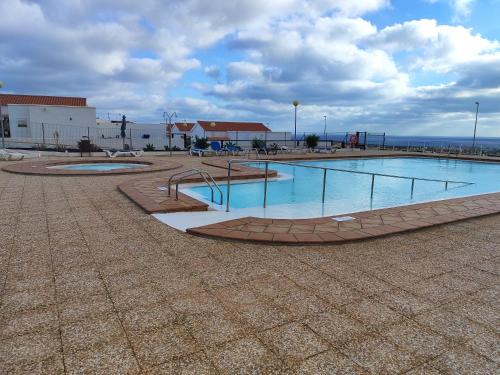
<box><xmin>298</xmin><ymin>134</ymin><xmax>500</xmax><ymax>149</ymax></box>
<box><xmin>374</xmin><ymin>135</ymin><xmax>500</xmax><ymax>149</ymax></box>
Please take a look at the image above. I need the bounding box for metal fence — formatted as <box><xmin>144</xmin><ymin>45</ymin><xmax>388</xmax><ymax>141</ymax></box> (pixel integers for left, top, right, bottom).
<box><xmin>2</xmin><ymin>121</ymin><xmax>186</xmax><ymax>151</ymax></box>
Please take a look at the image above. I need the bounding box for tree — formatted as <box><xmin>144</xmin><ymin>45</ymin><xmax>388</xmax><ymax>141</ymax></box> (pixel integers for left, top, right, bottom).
<box><xmin>305</xmin><ymin>134</ymin><xmax>319</xmax><ymax>149</ymax></box>
<box><xmin>194</xmin><ymin>136</ymin><xmax>209</xmax><ymax>149</ymax></box>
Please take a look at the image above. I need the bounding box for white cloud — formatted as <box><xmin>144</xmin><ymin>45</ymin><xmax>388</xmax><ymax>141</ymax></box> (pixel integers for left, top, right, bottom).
<box><xmin>451</xmin><ymin>0</ymin><xmax>476</xmax><ymax>20</ymax></box>
<box><xmin>1</xmin><ymin>0</ymin><xmax>499</xmax><ymax>135</ymax></box>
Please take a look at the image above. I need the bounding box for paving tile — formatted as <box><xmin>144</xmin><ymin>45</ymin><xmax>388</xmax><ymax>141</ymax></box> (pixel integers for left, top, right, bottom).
<box><xmin>120</xmin><ymin>302</ymin><xmax>178</xmax><ymax>336</ymax></box>
<box><xmin>295</xmin><ymin>349</ymin><xmax>368</xmax><ymax>374</ymax></box>
<box><xmin>184</xmin><ymin>311</ymin><xmax>244</xmax><ymax>347</ymax></box>
<box><xmin>59</xmin><ymin>293</ymin><xmax>115</xmax><ymax>324</ymax></box>
<box><xmin>64</xmin><ymin>340</ymin><xmax>141</xmax><ymax>375</ymax></box>
<box><xmin>305</xmin><ymin>310</ymin><xmax>368</xmax><ymax>347</ymax></box>
<box><xmin>442</xmin><ymin>297</ymin><xmax>499</xmax><ymax>328</ymax></box>
<box><xmin>340</xmin><ymin>334</ymin><xmax>418</xmax><ymax>375</ymax></box>
<box><xmin>0</xmin><ymin>306</ymin><xmax>58</xmax><ymax>339</ymax></box>
<box><xmin>431</xmin><ymin>346</ymin><xmax>498</xmax><ymax>375</ymax></box>
<box><xmin>414</xmin><ymin>307</ymin><xmax>488</xmax><ymax>344</ymax></box>
<box><xmin>61</xmin><ymin>315</ymin><xmax>125</xmax><ymax>354</ymax></box>
<box><xmin>129</xmin><ymin>323</ymin><xmax>197</xmax><ymax>368</ymax></box>
<box><xmin>207</xmin><ymin>336</ymin><xmax>285</xmax><ymax>374</ymax></box>
<box><xmin>1</xmin><ymin>354</ymin><xmax>65</xmax><ymax>375</ymax></box>
<box><xmin>382</xmin><ymin>319</ymin><xmax>448</xmax><ymax>361</ymax></box>
<box><xmin>375</xmin><ymin>288</ymin><xmax>434</xmax><ymax>317</ymax></box>
<box><xmin>147</xmin><ymin>351</ymin><xmax>218</xmax><ymax>374</ymax></box>
<box><xmin>343</xmin><ymin>298</ymin><xmax>405</xmax><ymax>331</ymax></box>
<box><xmin>0</xmin><ymin>330</ymin><xmax>61</xmax><ymax>369</ymax></box>
<box><xmin>234</xmin><ymin>300</ymin><xmax>294</xmax><ymax>331</ymax></box>
<box><xmin>258</xmin><ymin>322</ymin><xmax>329</xmax><ymax>363</ymax></box>
<box><xmin>465</xmin><ymin>331</ymin><xmax>500</xmax><ymax>362</ymax></box>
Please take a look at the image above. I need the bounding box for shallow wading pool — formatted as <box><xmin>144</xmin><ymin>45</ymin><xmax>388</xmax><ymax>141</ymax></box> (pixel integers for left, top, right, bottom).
<box><xmin>183</xmin><ymin>157</ymin><xmax>500</xmax><ymax>218</ymax></box>
<box><xmin>49</xmin><ymin>163</ymin><xmax>147</xmax><ymax>171</ymax></box>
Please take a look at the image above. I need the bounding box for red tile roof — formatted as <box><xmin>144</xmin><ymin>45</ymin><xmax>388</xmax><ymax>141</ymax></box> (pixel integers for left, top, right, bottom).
<box><xmin>0</xmin><ymin>94</ymin><xmax>87</xmax><ymax>107</ymax></box>
<box><xmin>174</xmin><ymin>122</ymin><xmax>195</xmax><ymax>132</ymax></box>
<box><xmin>198</xmin><ymin>121</ymin><xmax>270</xmax><ymax>132</ymax></box>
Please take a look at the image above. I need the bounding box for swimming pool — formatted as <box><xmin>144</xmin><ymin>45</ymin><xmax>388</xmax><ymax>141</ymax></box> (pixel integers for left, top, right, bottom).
<box><xmin>50</xmin><ymin>163</ymin><xmax>147</xmax><ymax>171</ymax></box>
<box><xmin>184</xmin><ymin>157</ymin><xmax>500</xmax><ymax>218</ymax></box>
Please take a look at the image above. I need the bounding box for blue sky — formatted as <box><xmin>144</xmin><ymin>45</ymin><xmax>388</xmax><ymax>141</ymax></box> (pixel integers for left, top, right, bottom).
<box><xmin>1</xmin><ymin>0</ymin><xmax>500</xmax><ymax>136</ymax></box>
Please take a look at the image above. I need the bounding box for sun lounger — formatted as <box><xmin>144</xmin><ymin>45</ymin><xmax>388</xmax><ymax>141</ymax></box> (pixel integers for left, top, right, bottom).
<box><xmin>226</xmin><ymin>144</ymin><xmax>241</xmax><ymax>155</ymax></box>
<box><xmin>0</xmin><ymin>149</ymin><xmax>25</xmax><ymax>161</ymax></box>
<box><xmin>104</xmin><ymin>150</ymin><xmax>144</xmax><ymax>158</ymax></box>
<box><xmin>210</xmin><ymin>141</ymin><xmax>228</xmax><ymax>156</ymax></box>
<box><xmin>189</xmin><ymin>148</ymin><xmax>214</xmax><ymax>157</ymax></box>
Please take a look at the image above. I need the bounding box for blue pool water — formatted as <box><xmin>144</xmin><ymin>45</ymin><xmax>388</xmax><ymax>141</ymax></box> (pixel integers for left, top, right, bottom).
<box><xmin>54</xmin><ymin>163</ymin><xmax>146</xmax><ymax>171</ymax></box>
<box><xmin>185</xmin><ymin>157</ymin><xmax>500</xmax><ymax>216</ymax></box>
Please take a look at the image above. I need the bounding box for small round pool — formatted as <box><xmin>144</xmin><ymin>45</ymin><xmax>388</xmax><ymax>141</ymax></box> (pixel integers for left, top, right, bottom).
<box><xmin>49</xmin><ymin>163</ymin><xmax>147</xmax><ymax>171</ymax></box>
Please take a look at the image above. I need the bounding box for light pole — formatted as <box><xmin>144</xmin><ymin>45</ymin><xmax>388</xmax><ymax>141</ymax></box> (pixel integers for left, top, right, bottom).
<box><xmin>472</xmin><ymin>101</ymin><xmax>479</xmax><ymax>149</ymax></box>
<box><xmin>0</xmin><ymin>80</ymin><xmax>4</xmax><ymax>148</ymax></box>
<box><xmin>163</xmin><ymin>111</ymin><xmax>177</xmax><ymax>157</ymax></box>
<box><xmin>293</xmin><ymin>100</ymin><xmax>299</xmax><ymax>146</ymax></box>
<box><xmin>323</xmin><ymin>115</ymin><xmax>327</xmax><ymax>149</ymax></box>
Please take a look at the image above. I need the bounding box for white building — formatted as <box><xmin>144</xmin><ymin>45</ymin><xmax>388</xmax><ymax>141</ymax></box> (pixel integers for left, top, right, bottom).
<box><xmin>0</xmin><ymin>94</ymin><xmax>96</xmax><ymax>148</ymax></box>
<box><xmin>190</xmin><ymin>120</ymin><xmax>292</xmax><ymax>148</ymax></box>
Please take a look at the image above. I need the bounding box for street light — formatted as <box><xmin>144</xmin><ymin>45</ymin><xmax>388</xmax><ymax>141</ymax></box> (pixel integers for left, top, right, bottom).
<box><xmin>292</xmin><ymin>100</ymin><xmax>299</xmax><ymax>146</ymax></box>
<box><xmin>163</xmin><ymin>111</ymin><xmax>177</xmax><ymax>157</ymax></box>
<box><xmin>472</xmin><ymin>101</ymin><xmax>479</xmax><ymax>149</ymax></box>
<box><xmin>323</xmin><ymin>115</ymin><xmax>327</xmax><ymax>149</ymax></box>
<box><xmin>0</xmin><ymin>80</ymin><xmax>4</xmax><ymax>148</ymax></box>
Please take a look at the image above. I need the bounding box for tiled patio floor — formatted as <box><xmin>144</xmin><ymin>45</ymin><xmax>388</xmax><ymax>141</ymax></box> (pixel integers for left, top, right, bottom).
<box><xmin>0</xmin><ymin>154</ymin><xmax>499</xmax><ymax>374</ymax></box>
<box><xmin>188</xmin><ymin>194</ymin><xmax>500</xmax><ymax>243</ymax></box>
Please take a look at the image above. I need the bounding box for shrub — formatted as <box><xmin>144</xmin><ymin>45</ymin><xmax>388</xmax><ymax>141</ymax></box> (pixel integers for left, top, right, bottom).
<box><xmin>143</xmin><ymin>143</ymin><xmax>156</xmax><ymax>152</ymax></box>
<box><xmin>252</xmin><ymin>138</ymin><xmax>266</xmax><ymax>149</ymax></box>
<box><xmin>77</xmin><ymin>139</ymin><xmax>101</xmax><ymax>152</ymax></box>
<box><xmin>194</xmin><ymin>136</ymin><xmax>209</xmax><ymax>149</ymax></box>
<box><xmin>305</xmin><ymin>134</ymin><xmax>320</xmax><ymax>149</ymax></box>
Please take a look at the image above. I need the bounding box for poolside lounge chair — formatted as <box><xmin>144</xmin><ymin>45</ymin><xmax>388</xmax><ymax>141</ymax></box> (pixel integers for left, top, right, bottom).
<box><xmin>189</xmin><ymin>148</ymin><xmax>214</xmax><ymax>157</ymax></box>
<box><xmin>104</xmin><ymin>149</ymin><xmax>144</xmax><ymax>158</ymax></box>
<box><xmin>0</xmin><ymin>149</ymin><xmax>25</xmax><ymax>161</ymax></box>
<box><xmin>226</xmin><ymin>144</ymin><xmax>241</xmax><ymax>156</ymax></box>
<box><xmin>210</xmin><ymin>141</ymin><xmax>228</xmax><ymax>156</ymax></box>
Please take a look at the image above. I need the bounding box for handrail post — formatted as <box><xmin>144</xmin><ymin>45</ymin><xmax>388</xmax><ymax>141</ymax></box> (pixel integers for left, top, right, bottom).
<box><xmin>370</xmin><ymin>174</ymin><xmax>375</xmax><ymax>199</ymax></box>
<box><xmin>445</xmin><ymin>181</ymin><xmax>448</xmax><ymax>190</ymax></box>
<box><xmin>411</xmin><ymin>178</ymin><xmax>415</xmax><ymax>198</ymax></box>
<box><xmin>226</xmin><ymin>162</ymin><xmax>232</xmax><ymax>212</ymax></box>
<box><xmin>263</xmin><ymin>161</ymin><xmax>269</xmax><ymax>208</ymax></box>
<box><xmin>322</xmin><ymin>169</ymin><xmax>327</xmax><ymax>203</ymax></box>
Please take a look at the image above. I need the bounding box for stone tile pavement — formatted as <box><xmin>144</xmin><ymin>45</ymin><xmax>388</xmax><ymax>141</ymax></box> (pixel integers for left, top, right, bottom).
<box><xmin>0</xmin><ymin>155</ymin><xmax>499</xmax><ymax>374</ymax></box>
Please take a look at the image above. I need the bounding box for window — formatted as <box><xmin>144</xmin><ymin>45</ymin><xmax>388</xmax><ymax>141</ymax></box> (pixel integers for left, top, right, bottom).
<box><xmin>18</xmin><ymin>120</ymin><xmax>27</xmax><ymax>128</ymax></box>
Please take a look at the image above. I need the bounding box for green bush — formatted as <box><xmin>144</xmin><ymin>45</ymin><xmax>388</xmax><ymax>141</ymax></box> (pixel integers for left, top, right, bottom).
<box><xmin>252</xmin><ymin>138</ymin><xmax>266</xmax><ymax>149</ymax></box>
<box><xmin>143</xmin><ymin>143</ymin><xmax>156</xmax><ymax>152</ymax></box>
<box><xmin>305</xmin><ymin>134</ymin><xmax>320</xmax><ymax>149</ymax></box>
<box><xmin>194</xmin><ymin>136</ymin><xmax>209</xmax><ymax>149</ymax></box>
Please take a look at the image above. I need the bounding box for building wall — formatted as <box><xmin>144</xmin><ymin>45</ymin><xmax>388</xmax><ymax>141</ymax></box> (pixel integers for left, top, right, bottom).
<box><xmin>6</xmin><ymin>104</ymin><xmax>96</xmax><ymax>142</ymax></box>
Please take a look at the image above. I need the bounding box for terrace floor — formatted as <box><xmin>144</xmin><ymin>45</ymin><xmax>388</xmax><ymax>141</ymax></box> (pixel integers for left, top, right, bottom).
<box><xmin>0</xmin><ymin>153</ymin><xmax>499</xmax><ymax>374</ymax></box>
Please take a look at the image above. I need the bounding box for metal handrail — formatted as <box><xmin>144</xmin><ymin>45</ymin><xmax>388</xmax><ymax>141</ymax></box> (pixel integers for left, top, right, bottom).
<box><xmin>225</xmin><ymin>159</ymin><xmax>474</xmax><ymax>212</ymax></box>
<box><xmin>167</xmin><ymin>168</ymin><xmax>223</xmax><ymax>205</ymax></box>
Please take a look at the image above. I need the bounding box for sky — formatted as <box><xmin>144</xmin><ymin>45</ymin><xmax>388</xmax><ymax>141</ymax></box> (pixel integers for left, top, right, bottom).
<box><xmin>1</xmin><ymin>0</ymin><xmax>500</xmax><ymax>136</ymax></box>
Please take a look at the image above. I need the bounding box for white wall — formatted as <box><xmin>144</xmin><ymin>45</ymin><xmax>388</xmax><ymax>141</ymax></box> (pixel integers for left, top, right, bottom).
<box><xmin>6</xmin><ymin>104</ymin><xmax>96</xmax><ymax>145</ymax></box>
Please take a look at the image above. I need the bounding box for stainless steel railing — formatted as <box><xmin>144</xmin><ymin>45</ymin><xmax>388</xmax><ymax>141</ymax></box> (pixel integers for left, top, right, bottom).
<box><xmin>225</xmin><ymin>159</ymin><xmax>474</xmax><ymax>212</ymax></box>
<box><xmin>167</xmin><ymin>168</ymin><xmax>223</xmax><ymax>205</ymax></box>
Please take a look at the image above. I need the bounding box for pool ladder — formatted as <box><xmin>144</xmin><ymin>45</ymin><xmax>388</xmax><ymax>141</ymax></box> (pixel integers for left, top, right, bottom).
<box><xmin>167</xmin><ymin>169</ymin><xmax>223</xmax><ymax>205</ymax></box>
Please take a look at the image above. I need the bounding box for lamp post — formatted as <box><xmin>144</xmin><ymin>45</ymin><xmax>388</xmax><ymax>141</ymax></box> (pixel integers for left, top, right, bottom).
<box><xmin>323</xmin><ymin>115</ymin><xmax>327</xmax><ymax>149</ymax></box>
<box><xmin>472</xmin><ymin>101</ymin><xmax>479</xmax><ymax>149</ymax></box>
<box><xmin>163</xmin><ymin>111</ymin><xmax>177</xmax><ymax>157</ymax></box>
<box><xmin>0</xmin><ymin>80</ymin><xmax>4</xmax><ymax>148</ymax></box>
<box><xmin>292</xmin><ymin>100</ymin><xmax>299</xmax><ymax>146</ymax></box>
